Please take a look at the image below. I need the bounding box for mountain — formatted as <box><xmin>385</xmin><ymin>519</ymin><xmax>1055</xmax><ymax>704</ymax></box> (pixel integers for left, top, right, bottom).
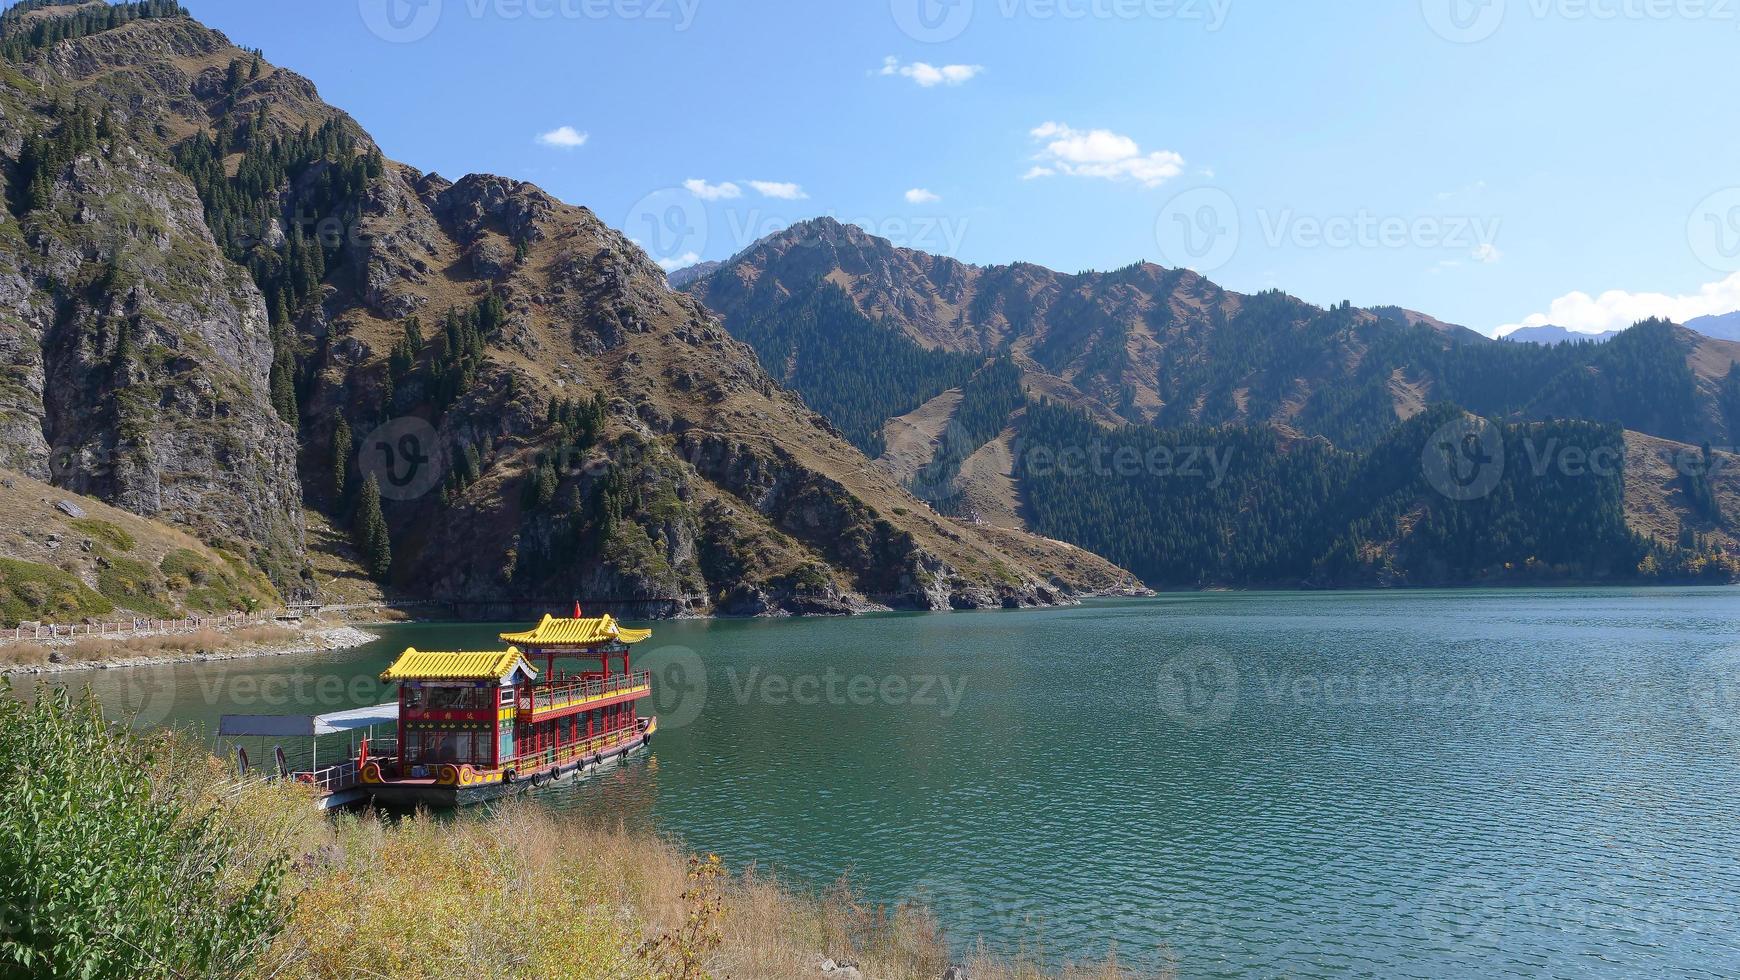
<box><xmin>1501</xmin><ymin>325</ymin><xmax>1620</xmax><ymax>345</ymax></box>
<box><xmin>685</xmin><ymin>219</ymin><xmax>1740</xmax><ymax>455</ymax></box>
<box><xmin>664</xmin><ymin>260</ymin><xmax>721</xmax><ymax>291</ymax></box>
<box><xmin>682</xmin><ymin>219</ymin><xmax>1740</xmax><ymax>586</ymax></box>
<box><xmin>1685</xmin><ymin>311</ymin><xmax>1740</xmax><ymax>342</ymax></box>
<box><xmin>0</xmin><ymin>2</ymin><xmax>1143</xmax><ymax>620</ymax></box>
<box><xmin>1367</xmin><ymin>305</ymin><xmax>1485</xmax><ymax>343</ymax></box>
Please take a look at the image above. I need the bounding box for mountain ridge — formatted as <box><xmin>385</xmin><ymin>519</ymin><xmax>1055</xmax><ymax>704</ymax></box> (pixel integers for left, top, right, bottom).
<box><xmin>0</xmin><ymin>4</ymin><xmax>1146</xmax><ymax>623</ymax></box>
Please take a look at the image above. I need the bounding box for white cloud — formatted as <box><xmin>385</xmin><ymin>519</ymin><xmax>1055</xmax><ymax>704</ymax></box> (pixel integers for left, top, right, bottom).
<box><xmin>1495</xmin><ymin>270</ymin><xmax>1740</xmax><ymax>337</ymax></box>
<box><xmin>535</xmin><ymin>126</ymin><xmax>589</xmax><ymax>149</ymax></box>
<box><xmin>657</xmin><ymin>252</ymin><xmax>702</xmax><ymax>272</ymax></box>
<box><xmin>880</xmin><ymin>55</ymin><xmax>984</xmax><ymax>87</ymax></box>
<box><xmin>684</xmin><ymin>178</ymin><xmax>743</xmax><ymax>201</ymax></box>
<box><xmin>749</xmin><ymin>180</ymin><xmax>808</xmax><ymax>200</ymax></box>
<box><xmin>905</xmin><ymin>188</ymin><xmax>941</xmax><ymax>204</ymax></box>
<box><xmin>1472</xmin><ymin>243</ymin><xmax>1503</xmax><ymax>264</ymax></box>
<box><xmin>1026</xmin><ymin>122</ymin><xmax>1185</xmax><ymax>189</ymax></box>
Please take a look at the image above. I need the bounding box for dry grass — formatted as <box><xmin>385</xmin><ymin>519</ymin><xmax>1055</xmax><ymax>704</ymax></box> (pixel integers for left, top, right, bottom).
<box><xmin>0</xmin><ymin>642</ymin><xmax>51</xmax><ymax>667</ymax></box>
<box><xmin>1</xmin><ymin>624</ymin><xmax>305</xmax><ymax>668</ymax></box>
<box><xmin>205</xmin><ymin>787</ymin><xmax>1166</xmax><ymax>980</ymax></box>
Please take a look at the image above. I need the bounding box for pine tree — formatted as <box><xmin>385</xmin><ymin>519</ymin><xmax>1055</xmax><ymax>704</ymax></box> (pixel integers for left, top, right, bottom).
<box><xmin>330</xmin><ymin>414</ymin><xmax>352</xmax><ymax>500</ymax></box>
<box><xmin>353</xmin><ymin>475</ymin><xmax>392</xmax><ymax>580</ymax></box>
<box><xmin>533</xmin><ymin>460</ymin><xmax>558</xmax><ymax>510</ymax></box>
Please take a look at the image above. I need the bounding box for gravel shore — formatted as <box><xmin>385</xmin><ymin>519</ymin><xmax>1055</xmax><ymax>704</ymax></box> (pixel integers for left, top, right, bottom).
<box><xmin>0</xmin><ymin>625</ymin><xmax>380</xmax><ymax>676</ymax></box>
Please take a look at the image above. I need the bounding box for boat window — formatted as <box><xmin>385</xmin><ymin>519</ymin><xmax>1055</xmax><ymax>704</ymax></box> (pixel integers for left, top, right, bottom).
<box><xmin>426</xmin><ymin>687</ymin><xmax>480</xmax><ymax>710</ymax></box>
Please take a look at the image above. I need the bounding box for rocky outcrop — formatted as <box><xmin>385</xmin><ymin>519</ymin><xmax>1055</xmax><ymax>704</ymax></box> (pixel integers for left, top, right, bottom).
<box><xmin>0</xmin><ymin>112</ymin><xmax>304</xmax><ymax>586</ymax></box>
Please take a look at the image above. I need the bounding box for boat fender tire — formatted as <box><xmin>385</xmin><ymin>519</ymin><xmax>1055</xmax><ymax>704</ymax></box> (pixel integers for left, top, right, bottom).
<box><xmin>502</xmin><ymin>769</ymin><xmax>517</xmax><ymax>785</ymax></box>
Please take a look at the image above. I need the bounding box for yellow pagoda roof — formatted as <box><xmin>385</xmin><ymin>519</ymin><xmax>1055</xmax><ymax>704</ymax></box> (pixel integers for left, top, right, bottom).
<box><xmin>498</xmin><ymin>613</ymin><xmax>653</xmax><ymax>647</ymax></box>
<box><xmin>379</xmin><ymin>647</ymin><xmax>539</xmax><ymax>683</ymax></box>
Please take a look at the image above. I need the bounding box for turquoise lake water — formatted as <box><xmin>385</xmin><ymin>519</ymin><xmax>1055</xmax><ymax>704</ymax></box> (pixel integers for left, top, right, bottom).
<box><xmin>36</xmin><ymin>588</ymin><xmax>1740</xmax><ymax>977</ymax></box>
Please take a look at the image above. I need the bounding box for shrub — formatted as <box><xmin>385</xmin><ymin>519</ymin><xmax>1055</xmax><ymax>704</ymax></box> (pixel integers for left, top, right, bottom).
<box><xmin>0</xmin><ymin>686</ymin><xmax>287</xmax><ymax>978</ymax></box>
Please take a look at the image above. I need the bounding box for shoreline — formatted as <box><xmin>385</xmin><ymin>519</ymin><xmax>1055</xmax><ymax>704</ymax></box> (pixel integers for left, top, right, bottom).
<box><xmin>0</xmin><ymin>625</ymin><xmax>380</xmax><ymax>676</ymax></box>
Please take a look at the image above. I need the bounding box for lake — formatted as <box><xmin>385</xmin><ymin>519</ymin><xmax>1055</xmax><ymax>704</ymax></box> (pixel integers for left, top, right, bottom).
<box><xmin>32</xmin><ymin>588</ymin><xmax>1740</xmax><ymax>977</ymax></box>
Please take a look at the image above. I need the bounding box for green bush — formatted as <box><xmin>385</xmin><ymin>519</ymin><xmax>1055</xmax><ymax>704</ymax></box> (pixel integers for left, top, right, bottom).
<box><xmin>158</xmin><ymin>548</ymin><xmax>210</xmax><ymax>585</ymax></box>
<box><xmin>0</xmin><ymin>686</ymin><xmax>286</xmax><ymax>978</ymax></box>
<box><xmin>0</xmin><ymin>559</ymin><xmax>113</xmax><ymax>627</ymax></box>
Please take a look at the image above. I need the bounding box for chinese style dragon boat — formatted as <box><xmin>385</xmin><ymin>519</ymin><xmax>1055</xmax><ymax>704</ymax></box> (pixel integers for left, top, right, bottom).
<box><xmin>357</xmin><ymin>608</ymin><xmax>656</xmax><ymax>808</ymax></box>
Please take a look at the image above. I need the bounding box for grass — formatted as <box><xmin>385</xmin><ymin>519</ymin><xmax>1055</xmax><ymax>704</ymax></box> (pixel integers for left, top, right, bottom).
<box><xmin>0</xmin><ymin>557</ymin><xmax>115</xmax><ymax>626</ymax></box>
<box><xmin>252</xmin><ymin>802</ymin><xmax>1158</xmax><ymax>980</ymax></box>
<box><xmin>69</xmin><ymin>517</ymin><xmax>136</xmax><ymax>553</ymax></box>
<box><xmin>95</xmin><ymin>555</ymin><xmax>177</xmax><ymax>618</ymax></box>
<box><xmin>0</xmin><ymin>642</ymin><xmax>50</xmax><ymax>667</ymax></box>
<box><xmin>161</xmin><ymin>548</ymin><xmax>271</xmax><ymax>614</ymax></box>
<box><xmin>1</xmin><ymin>685</ymin><xmax>1165</xmax><ymax>980</ymax></box>
<box><xmin>54</xmin><ymin>625</ymin><xmax>298</xmax><ymax>665</ymax></box>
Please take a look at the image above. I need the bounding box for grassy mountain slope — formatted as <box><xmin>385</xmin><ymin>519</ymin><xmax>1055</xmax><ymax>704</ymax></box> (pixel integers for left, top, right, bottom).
<box><xmin>0</xmin><ymin>467</ymin><xmax>276</xmax><ymax>625</ymax></box>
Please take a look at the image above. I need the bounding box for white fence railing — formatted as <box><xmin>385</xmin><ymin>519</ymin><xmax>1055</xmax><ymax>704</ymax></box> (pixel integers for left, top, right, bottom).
<box><xmin>3</xmin><ymin>610</ymin><xmax>276</xmax><ymax>645</ymax></box>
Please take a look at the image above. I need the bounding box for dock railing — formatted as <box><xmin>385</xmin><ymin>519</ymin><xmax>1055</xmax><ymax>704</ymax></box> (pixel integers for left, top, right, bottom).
<box><xmin>520</xmin><ymin>670</ymin><xmax>652</xmax><ymax>715</ymax></box>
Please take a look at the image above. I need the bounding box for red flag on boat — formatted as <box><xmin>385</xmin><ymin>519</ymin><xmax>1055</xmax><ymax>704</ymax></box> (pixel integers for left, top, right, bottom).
<box><xmin>573</xmin><ymin>601</ymin><xmax>584</xmax><ymax>619</ymax></box>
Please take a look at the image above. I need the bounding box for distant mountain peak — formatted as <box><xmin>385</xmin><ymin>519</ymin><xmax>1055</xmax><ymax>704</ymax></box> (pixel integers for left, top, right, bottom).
<box><xmin>1501</xmin><ymin>324</ymin><xmax>1620</xmax><ymax>345</ymax></box>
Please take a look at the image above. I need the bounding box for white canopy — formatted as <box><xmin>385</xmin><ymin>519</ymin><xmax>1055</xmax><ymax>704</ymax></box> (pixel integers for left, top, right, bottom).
<box><xmin>220</xmin><ymin>702</ymin><xmax>399</xmax><ymax>738</ymax></box>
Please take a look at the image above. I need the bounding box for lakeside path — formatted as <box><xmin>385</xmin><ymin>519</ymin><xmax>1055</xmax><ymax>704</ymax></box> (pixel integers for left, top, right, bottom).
<box><xmin>0</xmin><ymin>625</ymin><xmax>380</xmax><ymax>676</ymax></box>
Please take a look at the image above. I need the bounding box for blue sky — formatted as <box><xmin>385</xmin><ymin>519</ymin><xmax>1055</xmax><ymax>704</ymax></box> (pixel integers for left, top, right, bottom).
<box><xmin>178</xmin><ymin>0</ymin><xmax>1740</xmax><ymax>337</ymax></box>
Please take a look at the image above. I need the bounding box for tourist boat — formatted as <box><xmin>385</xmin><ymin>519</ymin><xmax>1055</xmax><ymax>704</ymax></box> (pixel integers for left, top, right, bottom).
<box><xmin>355</xmin><ymin>608</ymin><xmax>657</xmax><ymax>808</ymax></box>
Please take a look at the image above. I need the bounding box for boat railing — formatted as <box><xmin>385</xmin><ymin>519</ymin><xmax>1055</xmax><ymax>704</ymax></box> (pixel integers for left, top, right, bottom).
<box><xmin>520</xmin><ymin>670</ymin><xmax>652</xmax><ymax>714</ymax></box>
<box><xmin>293</xmin><ymin>761</ymin><xmax>360</xmax><ymax>794</ymax></box>
<box><xmin>509</xmin><ymin>723</ymin><xmax>645</xmax><ymax>773</ymax></box>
